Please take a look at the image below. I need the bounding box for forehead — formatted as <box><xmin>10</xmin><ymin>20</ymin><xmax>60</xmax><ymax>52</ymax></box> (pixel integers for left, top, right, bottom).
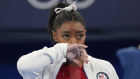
<box><xmin>56</xmin><ymin>21</ymin><xmax>85</xmax><ymax>32</ymax></box>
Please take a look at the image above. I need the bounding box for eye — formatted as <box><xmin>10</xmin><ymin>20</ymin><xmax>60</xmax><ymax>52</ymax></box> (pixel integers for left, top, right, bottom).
<box><xmin>77</xmin><ymin>34</ymin><xmax>84</xmax><ymax>39</ymax></box>
<box><xmin>63</xmin><ymin>35</ymin><xmax>70</xmax><ymax>39</ymax></box>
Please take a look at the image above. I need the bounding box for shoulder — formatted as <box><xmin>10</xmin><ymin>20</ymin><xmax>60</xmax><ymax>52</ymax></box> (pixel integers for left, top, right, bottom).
<box><xmin>87</xmin><ymin>55</ymin><xmax>115</xmax><ymax>72</ymax></box>
<box><xmin>87</xmin><ymin>55</ymin><xmax>119</xmax><ymax>79</ymax></box>
<box><xmin>88</xmin><ymin>55</ymin><xmax>111</xmax><ymax>66</ymax></box>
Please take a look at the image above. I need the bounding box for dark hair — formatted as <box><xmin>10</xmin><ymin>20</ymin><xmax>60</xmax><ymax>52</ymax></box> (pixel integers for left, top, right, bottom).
<box><xmin>48</xmin><ymin>0</ymin><xmax>86</xmax><ymax>43</ymax></box>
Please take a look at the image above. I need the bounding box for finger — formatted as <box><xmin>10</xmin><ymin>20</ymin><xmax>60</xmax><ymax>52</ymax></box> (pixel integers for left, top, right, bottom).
<box><xmin>72</xmin><ymin>59</ymin><xmax>82</xmax><ymax>67</ymax></box>
<box><xmin>66</xmin><ymin>52</ymin><xmax>76</xmax><ymax>60</ymax></box>
<box><xmin>81</xmin><ymin>49</ymin><xmax>89</xmax><ymax>63</ymax></box>
<box><xmin>81</xmin><ymin>53</ymin><xmax>89</xmax><ymax>64</ymax></box>
<box><xmin>82</xmin><ymin>49</ymin><xmax>88</xmax><ymax>58</ymax></box>
<box><xmin>80</xmin><ymin>56</ymin><xmax>88</xmax><ymax>64</ymax></box>
<box><xmin>76</xmin><ymin>44</ymin><xmax>88</xmax><ymax>49</ymax></box>
<box><xmin>80</xmin><ymin>56</ymin><xmax>86</xmax><ymax>63</ymax></box>
<box><xmin>74</xmin><ymin>46</ymin><xmax>83</xmax><ymax>57</ymax></box>
<box><xmin>74</xmin><ymin>44</ymin><xmax>88</xmax><ymax>57</ymax></box>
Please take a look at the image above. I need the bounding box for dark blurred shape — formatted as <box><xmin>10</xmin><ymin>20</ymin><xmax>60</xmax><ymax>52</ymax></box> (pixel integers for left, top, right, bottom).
<box><xmin>117</xmin><ymin>47</ymin><xmax>140</xmax><ymax>79</ymax></box>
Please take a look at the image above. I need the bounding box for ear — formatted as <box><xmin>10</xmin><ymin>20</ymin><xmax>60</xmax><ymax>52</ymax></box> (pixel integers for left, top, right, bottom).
<box><xmin>52</xmin><ymin>31</ymin><xmax>57</xmax><ymax>41</ymax></box>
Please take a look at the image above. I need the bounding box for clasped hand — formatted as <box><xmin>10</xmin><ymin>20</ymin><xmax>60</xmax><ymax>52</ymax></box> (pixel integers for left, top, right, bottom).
<box><xmin>66</xmin><ymin>44</ymin><xmax>89</xmax><ymax>67</ymax></box>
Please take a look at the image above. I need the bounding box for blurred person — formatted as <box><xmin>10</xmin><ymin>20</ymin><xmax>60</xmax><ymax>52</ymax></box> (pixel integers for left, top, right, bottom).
<box><xmin>117</xmin><ymin>46</ymin><xmax>140</xmax><ymax>79</ymax></box>
<box><xmin>17</xmin><ymin>0</ymin><xmax>119</xmax><ymax>79</ymax></box>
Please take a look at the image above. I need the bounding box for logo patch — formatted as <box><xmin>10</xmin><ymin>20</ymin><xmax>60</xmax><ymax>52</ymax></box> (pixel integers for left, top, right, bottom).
<box><xmin>96</xmin><ymin>72</ymin><xmax>109</xmax><ymax>79</ymax></box>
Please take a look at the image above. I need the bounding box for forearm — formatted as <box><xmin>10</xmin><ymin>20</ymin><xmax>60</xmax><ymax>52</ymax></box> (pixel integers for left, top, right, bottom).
<box><xmin>17</xmin><ymin>43</ymin><xmax>68</xmax><ymax>78</ymax></box>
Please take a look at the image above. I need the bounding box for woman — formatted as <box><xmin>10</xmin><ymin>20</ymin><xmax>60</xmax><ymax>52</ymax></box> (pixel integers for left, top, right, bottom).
<box><xmin>17</xmin><ymin>0</ymin><xmax>119</xmax><ymax>79</ymax></box>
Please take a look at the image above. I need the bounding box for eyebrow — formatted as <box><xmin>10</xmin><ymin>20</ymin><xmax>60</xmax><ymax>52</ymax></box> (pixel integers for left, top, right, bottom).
<box><xmin>76</xmin><ymin>30</ymin><xmax>85</xmax><ymax>33</ymax></box>
<box><xmin>62</xmin><ymin>31</ymin><xmax>71</xmax><ymax>33</ymax></box>
<box><xmin>62</xmin><ymin>30</ymin><xmax>85</xmax><ymax>33</ymax></box>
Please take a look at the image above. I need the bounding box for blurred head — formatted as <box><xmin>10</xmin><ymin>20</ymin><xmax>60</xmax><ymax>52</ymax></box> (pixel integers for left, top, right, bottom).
<box><xmin>48</xmin><ymin>0</ymin><xmax>86</xmax><ymax>44</ymax></box>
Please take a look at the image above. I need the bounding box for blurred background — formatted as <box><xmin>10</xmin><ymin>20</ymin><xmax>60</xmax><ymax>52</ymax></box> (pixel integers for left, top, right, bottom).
<box><xmin>0</xmin><ymin>0</ymin><xmax>140</xmax><ymax>79</ymax></box>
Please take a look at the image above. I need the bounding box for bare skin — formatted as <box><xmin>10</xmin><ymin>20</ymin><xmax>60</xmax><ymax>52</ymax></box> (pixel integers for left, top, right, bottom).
<box><xmin>52</xmin><ymin>21</ymin><xmax>88</xmax><ymax>67</ymax></box>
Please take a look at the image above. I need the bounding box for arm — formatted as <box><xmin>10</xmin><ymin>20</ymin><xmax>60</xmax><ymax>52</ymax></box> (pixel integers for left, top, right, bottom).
<box><xmin>17</xmin><ymin>43</ymin><xmax>68</xmax><ymax>79</ymax></box>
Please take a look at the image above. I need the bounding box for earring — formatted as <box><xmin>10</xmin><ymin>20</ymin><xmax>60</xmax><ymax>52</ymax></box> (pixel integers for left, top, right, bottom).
<box><xmin>55</xmin><ymin>40</ymin><xmax>58</xmax><ymax>42</ymax></box>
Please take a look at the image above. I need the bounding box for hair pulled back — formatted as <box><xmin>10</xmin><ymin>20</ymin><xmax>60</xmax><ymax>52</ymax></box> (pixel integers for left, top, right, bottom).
<box><xmin>48</xmin><ymin>0</ymin><xmax>85</xmax><ymax>43</ymax></box>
